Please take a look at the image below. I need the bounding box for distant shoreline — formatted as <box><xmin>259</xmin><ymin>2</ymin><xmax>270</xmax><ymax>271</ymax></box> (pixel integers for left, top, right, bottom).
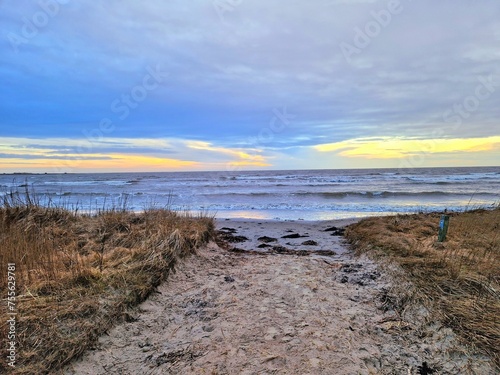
<box><xmin>1</xmin><ymin>165</ymin><xmax>499</xmax><ymax>175</ymax></box>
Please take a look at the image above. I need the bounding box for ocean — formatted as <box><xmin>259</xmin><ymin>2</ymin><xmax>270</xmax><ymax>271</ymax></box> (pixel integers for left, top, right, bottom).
<box><xmin>1</xmin><ymin>167</ymin><xmax>498</xmax><ymax>221</ymax></box>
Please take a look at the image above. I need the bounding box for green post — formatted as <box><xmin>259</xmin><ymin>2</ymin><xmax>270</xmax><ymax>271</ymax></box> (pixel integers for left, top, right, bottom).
<box><xmin>437</xmin><ymin>215</ymin><xmax>450</xmax><ymax>242</ymax></box>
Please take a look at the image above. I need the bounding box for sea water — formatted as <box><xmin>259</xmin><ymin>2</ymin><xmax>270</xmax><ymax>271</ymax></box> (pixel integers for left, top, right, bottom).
<box><xmin>1</xmin><ymin>167</ymin><xmax>498</xmax><ymax>221</ymax></box>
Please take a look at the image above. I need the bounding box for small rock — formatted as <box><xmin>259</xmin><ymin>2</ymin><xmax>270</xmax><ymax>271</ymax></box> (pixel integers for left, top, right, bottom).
<box><xmin>122</xmin><ymin>313</ymin><xmax>138</xmax><ymax>322</ymax></box>
<box><xmin>417</xmin><ymin>362</ymin><xmax>436</xmax><ymax>375</ymax></box>
<box><xmin>317</xmin><ymin>250</ymin><xmax>336</xmax><ymax>256</ymax></box>
<box><xmin>202</xmin><ymin>325</ymin><xmax>215</xmax><ymax>332</ymax></box>
<box><xmin>365</xmin><ymin>271</ymin><xmax>380</xmax><ymax>280</ymax></box>
<box><xmin>224</xmin><ymin>276</ymin><xmax>235</xmax><ymax>283</ymax></box>
<box><xmin>217</xmin><ymin>231</ymin><xmax>249</xmax><ymax>243</ymax></box>
<box><xmin>138</xmin><ymin>338</ymin><xmax>151</xmax><ymax>348</ymax></box>
<box><xmin>228</xmin><ymin>247</ymin><xmax>246</xmax><ymax>253</ymax></box>
<box><xmin>302</xmin><ymin>240</ymin><xmax>318</xmax><ymax>246</ymax></box>
<box><xmin>324</xmin><ymin>226</ymin><xmax>339</xmax><ymax>232</ymax></box>
<box><xmin>232</xmin><ymin>235</ymin><xmax>249</xmax><ymax>242</ymax></box>
<box><xmin>326</xmin><ymin>226</ymin><xmax>346</xmax><ymax>236</ymax></box>
<box><xmin>258</xmin><ymin>236</ymin><xmax>278</xmax><ymax>243</ymax></box>
<box><xmin>341</xmin><ymin>264</ymin><xmax>362</xmax><ymax>273</ymax></box>
<box><xmin>281</xmin><ymin>233</ymin><xmax>308</xmax><ymax>239</ymax></box>
<box><xmin>272</xmin><ymin>245</ymin><xmax>288</xmax><ymax>253</ymax></box>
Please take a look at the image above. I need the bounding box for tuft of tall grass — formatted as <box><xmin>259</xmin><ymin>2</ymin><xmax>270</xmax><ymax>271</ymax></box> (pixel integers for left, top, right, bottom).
<box><xmin>345</xmin><ymin>207</ymin><xmax>500</xmax><ymax>370</ymax></box>
<box><xmin>0</xmin><ymin>190</ymin><xmax>215</xmax><ymax>374</ymax></box>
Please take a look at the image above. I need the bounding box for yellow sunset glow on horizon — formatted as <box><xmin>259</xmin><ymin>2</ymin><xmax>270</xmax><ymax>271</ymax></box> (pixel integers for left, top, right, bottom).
<box><xmin>314</xmin><ymin>136</ymin><xmax>500</xmax><ymax>159</ymax></box>
<box><xmin>0</xmin><ymin>135</ymin><xmax>498</xmax><ymax>173</ymax></box>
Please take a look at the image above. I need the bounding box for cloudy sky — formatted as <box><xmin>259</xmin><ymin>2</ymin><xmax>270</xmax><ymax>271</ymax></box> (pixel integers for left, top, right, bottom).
<box><xmin>1</xmin><ymin>0</ymin><xmax>499</xmax><ymax>172</ymax></box>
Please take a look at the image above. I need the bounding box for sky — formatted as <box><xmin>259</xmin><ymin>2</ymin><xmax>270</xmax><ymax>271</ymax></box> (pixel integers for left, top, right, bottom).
<box><xmin>1</xmin><ymin>0</ymin><xmax>499</xmax><ymax>173</ymax></box>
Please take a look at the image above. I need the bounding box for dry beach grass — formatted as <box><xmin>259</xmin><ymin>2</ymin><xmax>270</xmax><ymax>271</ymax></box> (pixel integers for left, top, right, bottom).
<box><xmin>0</xmin><ymin>191</ymin><xmax>215</xmax><ymax>374</ymax></box>
<box><xmin>345</xmin><ymin>207</ymin><xmax>500</xmax><ymax>369</ymax></box>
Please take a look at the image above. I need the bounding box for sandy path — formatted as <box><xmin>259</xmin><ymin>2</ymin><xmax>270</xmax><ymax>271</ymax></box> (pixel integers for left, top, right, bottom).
<box><xmin>64</xmin><ymin>220</ymin><xmax>494</xmax><ymax>375</ymax></box>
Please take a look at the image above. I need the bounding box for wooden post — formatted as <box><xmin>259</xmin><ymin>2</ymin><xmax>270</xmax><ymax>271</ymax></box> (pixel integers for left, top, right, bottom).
<box><xmin>437</xmin><ymin>215</ymin><xmax>450</xmax><ymax>242</ymax></box>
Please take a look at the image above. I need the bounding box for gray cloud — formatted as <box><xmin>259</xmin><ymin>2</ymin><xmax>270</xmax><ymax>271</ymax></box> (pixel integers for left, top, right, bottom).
<box><xmin>0</xmin><ymin>153</ymin><xmax>113</xmax><ymax>161</ymax></box>
<box><xmin>1</xmin><ymin>0</ymin><xmax>499</xmax><ymax>151</ymax></box>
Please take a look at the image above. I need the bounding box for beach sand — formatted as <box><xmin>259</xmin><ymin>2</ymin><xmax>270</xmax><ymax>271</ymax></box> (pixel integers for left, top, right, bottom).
<box><xmin>64</xmin><ymin>219</ymin><xmax>494</xmax><ymax>374</ymax></box>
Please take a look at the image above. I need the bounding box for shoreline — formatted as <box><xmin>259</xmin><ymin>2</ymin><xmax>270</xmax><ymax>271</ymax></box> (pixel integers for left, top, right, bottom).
<box><xmin>216</xmin><ymin>217</ymin><xmax>362</xmax><ymax>224</ymax></box>
<box><xmin>211</xmin><ymin>210</ymin><xmax>399</xmax><ymax>222</ymax></box>
<box><xmin>214</xmin><ymin>218</ymin><xmax>360</xmax><ymax>255</ymax></box>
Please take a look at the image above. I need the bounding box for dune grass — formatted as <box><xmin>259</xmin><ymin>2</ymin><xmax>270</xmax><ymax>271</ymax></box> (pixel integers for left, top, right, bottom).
<box><xmin>0</xmin><ymin>190</ymin><xmax>215</xmax><ymax>374</ymax></box>
<box><xmin>345</xmin><ymin>207</ymin><xmax>500</xmax><ymax>369</ymax></box>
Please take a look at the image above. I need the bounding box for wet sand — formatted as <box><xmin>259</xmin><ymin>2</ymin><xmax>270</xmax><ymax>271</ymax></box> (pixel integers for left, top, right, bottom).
<box><xmin>64</xmin><ymin>219</ymin><xmax>494</xmax><ymax>374</ymax></box>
